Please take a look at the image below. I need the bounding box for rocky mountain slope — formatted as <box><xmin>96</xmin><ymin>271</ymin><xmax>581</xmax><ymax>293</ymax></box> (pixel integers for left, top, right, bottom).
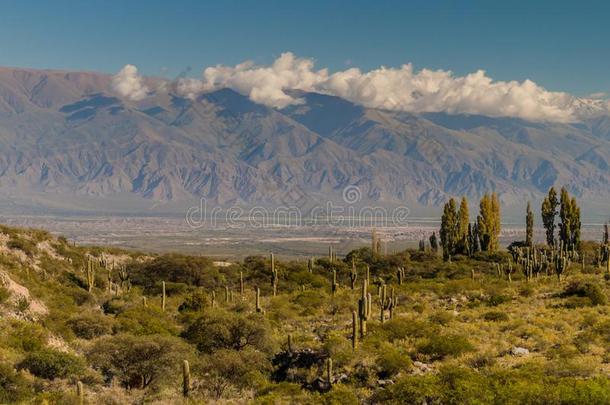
<box><xmin>0</xmin><ymin>66</ymin><xmax>609</xmax><ymax>214</ymax></box>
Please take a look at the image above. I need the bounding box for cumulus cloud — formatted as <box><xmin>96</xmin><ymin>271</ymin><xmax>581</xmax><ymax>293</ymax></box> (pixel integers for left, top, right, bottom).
<box><xmin>124</xmin><ymin>53</ymin><xmax>609</xmax><ymax>122</ymax></box>
<box><xmin>112</xmin><ymin>64</ymin><xmax>149</xmax><ymax>101</ymax></box>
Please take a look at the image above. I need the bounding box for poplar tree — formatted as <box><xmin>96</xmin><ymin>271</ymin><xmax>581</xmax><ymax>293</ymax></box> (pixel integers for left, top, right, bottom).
<box><xmin>457</xmin><ymin>197</ymin><xmax>469</xmax><ymax>254</ymax></box>
<box><xmin>541</xmin><ymin>187</ymin><xmax>558</xmax><ymax>247</ymax></box>
<box><xmin>440</xmin><ymin>198</ymin><xmax>458</xmax><ymax>261</ymax></box>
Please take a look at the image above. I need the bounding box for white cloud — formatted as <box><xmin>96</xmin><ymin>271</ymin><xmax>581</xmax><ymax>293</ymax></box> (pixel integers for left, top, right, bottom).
<box><xmin>126</xmin><ymin>53</ymin><xmax>609</xmax><ymax>122</ymax></box>
<box><xmin>112</xmin><ymin>64</ymin><xmax>149</xmax><ymax>101</ymax></box>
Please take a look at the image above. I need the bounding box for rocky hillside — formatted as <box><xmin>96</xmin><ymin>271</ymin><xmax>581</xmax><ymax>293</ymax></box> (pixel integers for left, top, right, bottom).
<box><xmin>0</xmin><ymin>67</ymin><xmax>609</xmax><ymax>214</ymax></box>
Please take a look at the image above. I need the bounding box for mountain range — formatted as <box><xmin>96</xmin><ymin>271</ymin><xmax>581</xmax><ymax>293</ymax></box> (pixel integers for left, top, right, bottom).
<box><xmin>0</xmin><ymin>66</ymin><xmax>609</xmax><ymax>218</ymax></box>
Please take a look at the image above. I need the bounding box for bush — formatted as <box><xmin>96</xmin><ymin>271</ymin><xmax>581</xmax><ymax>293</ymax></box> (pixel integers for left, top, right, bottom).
<box><xmin>17</xmin><ymin>349</ymin><xmax>85</xmax><ymax>380</ymax></box>
<box><xmin>87</xmin><ymin>333</ymin><xmax>194</xmax><ymax>390</ymax></box>
<box><xmin>182</xmin><ymin>310</ymin><xmax>273</xmax><ymax>354</ymax></box>
<box><xmin>178</xmin><ymin>290</ymin><xmax>207</xmax><ymax>313</ymax></box>
<box><xmin>115</xmin><ymin>307</ymin><xmax>178</xmax><ymax>336</ymax></box>
<box><xmin>561</xmin><ymin>280</ymin><xmax>608</xmax><ymax>306</ymax></box>
<box><xmin>376</xmin><ymin>343</ymin><xmax>412</xmax><ymax>378</ymax></box>
<box><xmin>487</xmin><ymin>294</ymin><xmax>512</xmax><ymax>307</ymax></box>
<box><xmin>0</xmin><ymin>362</ymin><xmax>31</xmax><ymax>403</ymax></box>
<box><xmin>483</xmin><ymin>311</ymin><xmax>509</xmax><ymax>322</ymax></box>
<box><xmin>0</xmin><ymin>286</ymin><xmax>10</xmax><ymax>304</ymax></box>
<box><xmin>67</xmin><ymin>313</ymin><xmax>114</xmax><ymax>339</ymax></box>
<box><xmin>417</xmin><ymin>334</ymin><xmax>474</xmax><ymax>361</ymax></box>
<box><xmin>7</xmin><ymin>236</ymin><xmax>37</xmax><ymax>257</ymax></box>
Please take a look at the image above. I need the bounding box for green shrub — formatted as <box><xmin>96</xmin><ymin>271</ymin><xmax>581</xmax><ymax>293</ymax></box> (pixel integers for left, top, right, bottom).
<box><xmin>7</xmin><ymin>236</ymin><xmax>37</xmax><ymax>257</ymax></box>
<box><xmin>376</xmin><ymin>343</ymin><xmax>412</xmax><ymax>378</ymax></box>
<box><xmin>561</xmin><ymin>280</ymin><xmax>608</xmax><ymax>306</ymax></box>
<box><xmin>87</xmin><ymin>333</ymin><xmax>194</xmax><ymax>390</ymax></box>
<box><xmin>6</xmin><ymin>321</ymin><xmax>48</xmax><ymax>352</ymax></box>
<box><xmin>0</xmin><ymin>286</ymin><xmax>10</xmax><ymax>304</ymax></box>
<box><xmin>17</xmin><ymin>349</ymin><xmax>85</xmax><ymax>380</ymax></box>
<box><xmin>483</xmin><ymin>311</ymin><xmax>509</xmax><ymax>322</ymax></box>
<box><xmin>487</xmin><ymin>294</ymin><xmax>512</xmax><ymax>307</ymax></box>
<box><xmin>182</xmin><ymin>310</ymin><xmax>273</xmax><ymax>354</ymax></box>
<box><xmin>0</xmin><ymin>362</ymin><xmax>31</xmax><ymax>403</ymax></box>
<box><xmin>417</xmin><ymin>334</ymin><xmax>474</xmax><ymax>360</ymax></box>
<box><xmin>428</xmin><ymin>311</ymin><xmax>454</xmax><ymax>326</ymax></box>
<box><xmin>67</xmin><ymin>313</ymin><xmax>114</xmax><ymax>339</ymax></box>
<box><xmin>178</xmin><ymin>289</ymin><xmax>208</xmax><ymax>313</ymax></box>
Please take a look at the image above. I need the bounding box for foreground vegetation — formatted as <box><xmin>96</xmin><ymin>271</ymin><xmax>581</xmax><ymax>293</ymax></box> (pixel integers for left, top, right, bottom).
<box><xmin>0</xmin><ymin>221</ymin><xmax>610</xmax><ymax>404</ymax></box>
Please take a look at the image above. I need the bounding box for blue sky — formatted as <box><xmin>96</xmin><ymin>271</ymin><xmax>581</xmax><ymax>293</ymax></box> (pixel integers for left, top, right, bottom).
<box><xmin>0</xmin><ymin>0</ymin><xmax>608</xmax><ymax>96</ymax></box>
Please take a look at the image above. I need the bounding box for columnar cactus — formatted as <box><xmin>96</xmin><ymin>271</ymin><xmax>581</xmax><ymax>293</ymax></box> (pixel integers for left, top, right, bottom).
<box><xmin>397</xmin><ymin>267</ymin><xmax>405</xmax><ymax>285</ymax></box>
<box><xmin>555</xmin><ymin>250</ymin><xmax>568</xmax><ymax>281</ymax></box>
<box><xmin>271</xmin><ymin>253</ymin><xmax>278</xmax><ymax>296</ymax></box>
<box><xmin>76</xmin><ymin>381</ymin><xmax>84</xmax><ymax>405</ymax></box>
<box><xmin>161</xmin><ymin>281</ymin><xmax>166</xmax><ymax>312</ymax></box>
<box><xmin>358</xmin><ymin>280</ymin><xmax>370</xmax><ymax>338</ymax></box>
<box><xmin>182</xmin><ymin>360</ymin><xmax>191</xmax><ymax>398</ymax></box>
<box><xmin>352</xmin><ymin>310</ymin><xmax>358</xmax><ymax>350</ymax></box>
<box><xmin>255</xmin><ymin>287</ymin><xmax>262</xmax><ymax>313</ymax></box>
<box><xmin>211</xmin><ymin>290</ymin><xmax>216</xmax><ymax>308</ymax></box>
<box><xmin>331</xmin><ymin>269</ymin><xmax>338</xmax><ymax>295</ymax></box>
<box><xmin>326</xmin><ymin>357</ymin><xmax>333</xmax><ymax>386</ymax></box>
<box><xmin>308</xmin><ymin>257</ymin><xmax>315</xmax><ymax>273</ymax></box>
<box><xmin>350</xmin><ymin>259</ymin><xmax>358</xmax><ymax>290</ymax></box>
<box><xmin>240</xmin><ymin>271</ymin><xmax>244</xmax><ymax>297</ymax></box>
<box><xmin>225</xmin><ymin>286</ymin><xmax>230</xmax><ymax>303</ymax></box>
<box><xmin>86</xmin><ymin>257</ymin><xmax>95</xmax><ymax>293</ymax></box>
<box><xmin>287</xmin><ymin>334</ymin><xmax>293</xmax><ymax>353</ymax></box>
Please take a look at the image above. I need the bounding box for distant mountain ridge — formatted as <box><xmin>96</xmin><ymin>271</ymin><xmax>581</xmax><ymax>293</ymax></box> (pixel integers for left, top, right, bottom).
<box><xmin>0</xmin><ymin>66</ymin><xmax>609</xmax><ymax>215</ymax></box>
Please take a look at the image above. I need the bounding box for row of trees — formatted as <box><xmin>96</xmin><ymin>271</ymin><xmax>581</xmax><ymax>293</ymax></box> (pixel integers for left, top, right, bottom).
<box><xmin>439</xmin><ymin>186</ymin><xmax>581</xmax><ymax>259</ymax></box>
<box><xmin>439</xmin><ymin>193</ymin><xmax>500</xmax><ymax>260</ymax></box>
<box><xmin>534</xmin><ymin>187</ymin><xmax>581</xmax><ymax>249</ymax></box>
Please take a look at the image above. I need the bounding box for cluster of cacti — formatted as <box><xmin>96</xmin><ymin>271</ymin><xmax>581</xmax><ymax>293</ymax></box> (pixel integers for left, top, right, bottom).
<box><xmin>308</xmin><ymin>257</ymin><xmax>315</xmax><ymax>273</ymax></box>
<box><xmin>85</xmin><ymin>256</ymin><xmax>96</xmax><ymax>293</ymax></box>
<box><xmin>396</xmin><ymin>267</ymin><xmax>405</xmax><ymax>285</ymax></box>
<box><xmin>378</xmin><ymin>284</ymin><xmax>397</xmax><ymax>323</ymax></box>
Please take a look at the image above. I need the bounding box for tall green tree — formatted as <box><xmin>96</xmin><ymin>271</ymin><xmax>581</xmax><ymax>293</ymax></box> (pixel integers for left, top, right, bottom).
<box><xmin>457</xmin><ymin>197</ymin><xmax>469</xmax><ymax>254</ymax></box>
<box><xmin>440</xmin><ymin>198</ymin><xmax>458</xmax><ymax>261</ymax></box>
<box><xmin>477</xmin><ymin>193</ymin><xmax>500</xmax><ymax>252</ymax></box>
<box><xmin>491</xmin><ymin>192</ymin><xmax>501</xmax><ymax>251</ymax></box>
<box><xmin>526</xmin><ymin>201</ymin><xmax>534</xmax><ymax>247</ymax></box>
<box><xmin>541</xmin><ymin>187</ymin><xmax>558</xmax><ymax>246</ymax></box>
<box><xmin>558</xmin><ymin>188</ymin><xmax>581</xmax><ymax>250</ymax></box>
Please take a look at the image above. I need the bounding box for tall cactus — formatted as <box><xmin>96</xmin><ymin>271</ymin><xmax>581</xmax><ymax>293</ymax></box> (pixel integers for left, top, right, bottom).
<box><xmin>350</xmin><ymin>259</ymin><xmax>358</xmax><ymax>290</ymax></box>
<box><xmin>255</xmin><ymin>287</ymin><xmax>262</xmax><ymax>313</ymax></box>
<box><xmin>331</xmin><ymin>269</ymin><xmax>338</xmax><ymax>295</ymax></box>
<box><xmin>182</xmin><ymin>360</ymin><xmax>191</xmax><ymax>398</ymax></box>
<box><xmin>351</xmin><ymin>310</ymin><xmax>358</xmax><ymax>350</ymax></box>
<box><xmin>271</xmin><ymin>253</ymin><xmax>278</xmax><ymax>296</ymax></box>
<box><xmin>326</xmin><ymin>357</ymin><xmax>333</xmax><ymax>386</ymax></box>
<box><xmin>240</xmin><ymin>271</ymin><xmax>244</xmax><ymax>297</ymax></box>
<box><xmin>86</xmin><ymin>257</ymin><xmax>95</xmax><ymax>293</ymax></box>
<box><xmin>76</xmin><ymin>381</ymin><xmax>84</xmax><ymax>405</ymax></box>
<box><xmin>358</xmin><ymin>280</ymin><xmax>370</xmax><ymax>338</ymax></box>
<box><xmin>308</xmin><ymin>257</ymin><xmax>315</xmax><ymax>273</ymax></box>
<box><xmin>161</xmin><ymin>281</ymin><xmax>166</xmax><ymax>312</ymax></box>
<box><xmin>397</xmin><ymin>267</ymin><xmax>405</xmax><ymax>285</ymax></box>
